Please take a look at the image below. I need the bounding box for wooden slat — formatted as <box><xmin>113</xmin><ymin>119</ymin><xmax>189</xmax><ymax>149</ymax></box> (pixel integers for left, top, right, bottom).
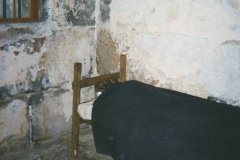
<box><xmin>71</xmin><ymin>63</ymin><xmax>81</xmax><ymax>158</ymax></box>
<box><xmin>79</xmin><ymin>117</ymin><xmax>92</xmax><ymax>126</ymax></box>
<box><xmin>79</xmin><ymin>72</ymin><xmax>119</xmax><ymax>88</ymax></box>
<box><xmin>119</xmin><ymin>54</ymin><xmax>127</xmax><ymax>82</ymax></box>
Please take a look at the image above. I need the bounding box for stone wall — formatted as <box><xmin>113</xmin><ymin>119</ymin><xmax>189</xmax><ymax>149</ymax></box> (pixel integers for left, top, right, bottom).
<box><xmin>0</xmin><ymin>0</ymin><xmax>97</xmax><ymax>151</ymax></box>
<box><xmin>1</xmin><ymin>0</ymin><xmax>240</xmax><ymax>153</ymax></box>
<box><xmin>106</xmin><ymin>0</ymin><xmax>240</xmax><ymax>106</ymax></box>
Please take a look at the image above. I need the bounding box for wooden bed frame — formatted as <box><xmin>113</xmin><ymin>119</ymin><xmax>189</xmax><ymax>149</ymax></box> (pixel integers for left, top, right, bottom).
<box><xmin>71</xmin><ymin>54</ymin><xmax>127</xmax><ymax>158</ymax></box>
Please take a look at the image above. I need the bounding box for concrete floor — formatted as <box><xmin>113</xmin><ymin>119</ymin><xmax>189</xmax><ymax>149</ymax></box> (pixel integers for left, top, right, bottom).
<box><xmin>1</xmin><ymin>126</ymin><xmax>113</xmax><ymax>160</ymax></box>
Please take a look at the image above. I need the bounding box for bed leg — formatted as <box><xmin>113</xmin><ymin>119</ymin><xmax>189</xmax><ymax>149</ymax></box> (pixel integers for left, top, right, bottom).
<box><xmin>119</xmin><ymin>54</ymin><xmax>127</xmax><ymax>82</ymax></box>
<box><xmin>71</xmin><ymin>63</ymin><xmax>82</xmax><ymax>159</ymax></box>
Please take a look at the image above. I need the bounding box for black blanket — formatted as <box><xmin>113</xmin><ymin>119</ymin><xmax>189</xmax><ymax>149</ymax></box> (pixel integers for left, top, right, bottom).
<box><xmin>92</xmin><ymin>80</ymin><xmax>240</xmax><ymax>160</ymax></box>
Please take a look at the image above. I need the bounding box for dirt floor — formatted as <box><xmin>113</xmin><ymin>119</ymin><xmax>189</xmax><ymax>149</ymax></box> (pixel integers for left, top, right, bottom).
<box><xmin>1</xmin><ymin>126</ymin><xmax>113</xmax><ymax>160</ymax></box>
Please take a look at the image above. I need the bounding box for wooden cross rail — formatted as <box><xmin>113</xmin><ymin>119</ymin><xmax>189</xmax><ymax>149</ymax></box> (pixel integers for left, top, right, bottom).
<box><xmin>78</xmin><ymin>72</ymin><xmax>120</xmax><ymax>88</ymax></box>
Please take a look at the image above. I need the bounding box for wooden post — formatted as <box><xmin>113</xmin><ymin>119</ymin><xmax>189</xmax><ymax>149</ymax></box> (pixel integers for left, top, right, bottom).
<box><xmin>71</xmin><ymin>63</ymin><xmax>81</xmax><ymax>158</ymax></box>
<box><xmin>119</xmin><ymin>54</ymin><xmax>127</xmax><ymax>82</ymax></box>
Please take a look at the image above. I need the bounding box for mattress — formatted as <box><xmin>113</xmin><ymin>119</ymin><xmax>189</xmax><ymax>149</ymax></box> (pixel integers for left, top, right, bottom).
<box><xmin>92</xmin><ymin>80</ymin><xmax>240</xmax><ymax>160</ymax></box>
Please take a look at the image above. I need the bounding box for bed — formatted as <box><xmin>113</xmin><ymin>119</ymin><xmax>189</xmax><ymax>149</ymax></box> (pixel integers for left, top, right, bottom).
<box><xmin>71</xmin><ymin>54</ymin><xmax>127</xmax><ymax>158</ymax></box>
<box><xmin>71</xmin><ymin>54</ymin><xmax>240</xmax><ymax>160</ymax></box>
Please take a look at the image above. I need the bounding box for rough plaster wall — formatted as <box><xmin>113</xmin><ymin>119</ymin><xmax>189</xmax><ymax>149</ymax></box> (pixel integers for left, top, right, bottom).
<box><xmin>96</xmin><ymin>30</ymin><xmax>118</xmax><ymax>74</ymax></box>
<box><xmin>109</xmin><ymin>0</ymin><xmax>240</xmax><ymax>106</ymax></box>
<box><xmin>0</xmin><ymin>0</ymin><xmax>97</xmax><ymax>149</ymax></box>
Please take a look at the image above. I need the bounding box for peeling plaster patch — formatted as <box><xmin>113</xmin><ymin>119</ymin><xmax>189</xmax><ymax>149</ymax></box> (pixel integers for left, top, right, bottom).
<box><xmin>0</xmin><ymin>86</ymin><xmax>71</xmax><ymax>142</ymax></box>
<box><xmin>88</xmin><ymin>56</ymin><xmax>94</xmax><ymax>76</ymax></box>
<box><xmin>228</xmin><ymin>0</ymin><xmax>239</xmax><ymax>9</ymax></box>
<box><xmin>104</xmin><ymin>0</ymin><xmax>112</xmax><ymax>5</ymax></box>
<box><xmin>0</xmin><ymin>70</ymin><xmax>49</xmax><ymax>99</ymax></box>
<box><xmin>0</xmin><ymin>84</ymin><xmax>25</xmax><ymax>99</ymax></box>
<box><xmin>30</xmin><ymin>90</ymin><xmax>71</xmax><ymax>141</ymax></box>
<box><xmin>0</xmin><ymin>28</ymin><xmax>34</xmax><ymax>46</ymax></box>
<box><xmin>63</xmin><ymin>0</ymin><xmax>96</xmax><ymax>26</ymax></box>
<box><xmin>0</xmin><ymin>100</ymin><xmax>28</xmax><ymax>144</ymax></box>
<box><xmin>0</xmin><ymin>38</ymin><xmax>48</xmax><ymax>94</ymax></box>
<box><xmin>100</xmin><ymin>0</ymin><xmax>112</xmax><ymax>22</ymax></box>
<box><xmin>0</xmin><ymin>45</ymin><xmax>10</xmax><ymax>52</ymax></box>
<box><xmin>0</xmin><ymin>28</ymin><xmax>34</xmax><ymax>40</ymax></box>
<box><xmin>0</xmin><ymin>86</ymin><xmax>10</xmax><ymax>99</ymax></box>
<box><xmin>222</xmin><ymin>40</ymin><xmax>240</xmax><ymax>46</ymax></box>
<box><xmin>0</xmin><ymin>37</ymin><xmax>46</xmax><ymax>55</ymax></box>
<box><xmin>150</xmin><ymin>79</ymin><xmax>160</xmax><ymax>86</ymax></box>
<box><xmin>59</xmin><ymin>92</ymin><xmax>71</xmax><ymax>122</ymax></box>
<box><xmin>0</xmin><ymin>134</ymin><xmax>28</xmax><ymax>156</ymax></box>
<box><xmin>39</xmin><ymin>0</ymin><xmax>49</xmax><ymax>20</ymax></box>
<box><xmin>0</xmin><ymin>83</ymin><xmax>26</xmax><ymax>100</ymax></box>
<box><xmin>38</xmin><ymin>52</ymin><xmax>47</xmax><ymax>68</ymax></box>
<box><xmin>26</xmin><ymin>69</ymin><xmax>50</xmax><ymax>92</ymax></box>
<box><xmin>14</xmin><ymin>51</ymin><xmax>20</xmax><ymax>56</ymax></box>
<box><xmin>82</xmin><ymin>56</ymin><xmax>95</xmax><ymax>79</ymax></box>
<box><xmin>32</xmin><ymin>38</ymin><xmax>46</xmax><ymax>53</ymax></box>
<box><xmin>28</xmin><ymin>93</ymin><xmax>44</xmax><ymax>107</ymax></box>
<box><xmin>28</xmin><ymin>93</ymin><xmax>44</xmax><ymax>141</ymax></box>
<box><xmin>97</xmin><ymin>30</ymin><xmax>118</xmax><ymax>74</ymax></box>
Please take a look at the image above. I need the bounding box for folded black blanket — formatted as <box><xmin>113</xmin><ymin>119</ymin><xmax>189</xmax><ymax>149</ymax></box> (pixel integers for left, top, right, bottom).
<box><xmin>92</xmin><ymin>80</ymin><xmax>240</xmax><ymax>160</ymax></box>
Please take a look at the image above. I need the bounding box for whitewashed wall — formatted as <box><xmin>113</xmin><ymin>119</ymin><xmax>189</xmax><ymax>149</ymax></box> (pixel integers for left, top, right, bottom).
<box><xmin>108</xmin><ymin>0</ymin><xmax>240</xmax><ymax>106</ymax></box>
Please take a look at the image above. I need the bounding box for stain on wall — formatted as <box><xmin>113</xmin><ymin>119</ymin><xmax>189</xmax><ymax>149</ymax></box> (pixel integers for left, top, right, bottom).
<box><xmin>100</xmin><ymin>0</ymin><xmax>112</xmax><ymax>22</ymax></box>
<box><xmin>0</xmin><ymin>27</ymin><xmax>34</xmax><ymax>40</ymax></box>
<box><xmin>63</xmin><ymin>0</ymin><xmax>96</xmax><ymax>26</ymax></box>
<box><xmin>221</xmin><ymin>40</ymin><xmax>240</xmax><ymax>46</ymax></box>
<box><xmin>39</xmin><ymin>0</ymin><xmax>49</xmax><ymax>21</ymax></box>
<box><xmin>96</xmin><ymin>30</ymin><xmax>118</xmax><ymax>74</ymax></box>
<box><xmin>228</xmin><ymin>0</ymin><xmax>239</xmax><ymax>9</ymax></box>
<box><xmin>0</xmin><ymin>37</ymin><xmax>46</xmax><ymax>54</ymax></box>
<box><xmin>0</xmin><ymin>100</ymin><xmax>28</xmax><ymax>153</ymax></box>
<box><xmin>28</xmin><ymin>89</ymin><xmax>71</xmax><ymax>141</ymax></box>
